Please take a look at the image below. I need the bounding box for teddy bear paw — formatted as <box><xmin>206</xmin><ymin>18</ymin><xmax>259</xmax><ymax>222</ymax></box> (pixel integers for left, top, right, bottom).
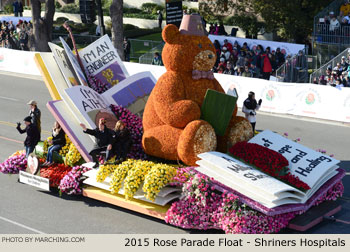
<box><xmin>227</xmin><ymin>118</ymin><xmax>253</xmax><ymax>147</ymax></box>
<box><xmin>193</xmin><ymin>123</ymin><xmax>217</xmax><ymax>156</ymax></box>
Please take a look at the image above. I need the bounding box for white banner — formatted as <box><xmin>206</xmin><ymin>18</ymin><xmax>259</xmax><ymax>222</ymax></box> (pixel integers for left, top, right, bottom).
<box><xmin>0</xmin><ymin>48</ymin><xmax>40</xmax><ymax>76</ymax></box>
<box><xmin>19</xmin><ymin>171</ymin><xmax>50</xmax><ymax>191</ymax></box>
<box><xmin>0</xmin><ymin>16</ymin><xmax>32</xmax><ymax>25</ymax></box>
<box><xmin>123</xmin><ymin>62</ymin><xmax>350</xmax><ymax>123</ymax></box>
<box><xmin>209</xmin><ymin>35</ymin><xmax>305</xmax><ymax>56</ymax></box>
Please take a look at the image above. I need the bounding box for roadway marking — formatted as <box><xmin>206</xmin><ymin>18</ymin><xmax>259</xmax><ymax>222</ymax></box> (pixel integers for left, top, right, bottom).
<box><xmin>0</xmin><ymin>216</ymin><xmax>45</xmax><ymax>234</ymax></box>
<box><xmin>0</xmin><ymin>95</ymin><xmax>19</xmax><ymax>102</ymax></box>
<box><xmin>0</xmin><ymin>120</ymin><xmax>51</xmax><ymax>135</ymax></box>
<box><xmin>0</xmin><ymin>136</ymin><xmax>23</xmax><ymax>144</ymax></box>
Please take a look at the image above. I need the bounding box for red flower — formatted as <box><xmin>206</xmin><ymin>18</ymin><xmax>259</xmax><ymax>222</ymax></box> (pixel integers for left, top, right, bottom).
<box><xmin>229</xmin><ymin>142</ymin><xmax>310</xmax><ymax>191</ymax></box>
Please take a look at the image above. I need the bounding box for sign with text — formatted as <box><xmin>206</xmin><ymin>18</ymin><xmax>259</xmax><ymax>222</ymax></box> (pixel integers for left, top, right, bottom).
<box><xmin>248</xmin><ymin>130</ymin><xmax>339</xmax><ymax>188</ymax></box>
<box><xmin>79</xmin><ymin>35</ymin><xmax>129</xmax><ymax>86</ymax></box>
<box><xmin>166</xmin><ymin>0</ymin><xmax>183</xmax><ymax>28</ymax></box>
<box><xmin>19</xmin><ymin>171</ymin><xmax>50</xmax><ymax>191</ymax></box>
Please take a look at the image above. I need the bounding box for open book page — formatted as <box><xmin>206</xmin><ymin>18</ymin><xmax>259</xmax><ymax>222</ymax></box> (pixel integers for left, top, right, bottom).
<box><xmin>48</xmin><ymin>42</ymin><xmax>79</xmax><ymax>87</ymax></box>
<box><xmin>47</xmin><ymin>100</ymin><xmax>95</xmax><ymax>162</ymax></box>
<box><xmin>101</xmin><ymin>71</ymin><xmax>156</xmax><ymax>117</ymax></box>
<box><xmin>60</xmin><ymin>37</ymin><xmax>89</xmax><ymax>86</ymax></box>
<box><xmin>64</xmin><ymin>85</ymin><xmax>118</xmax><ymax>130</ymax></box>
<box><xmin>196</xmin><ymin>152</ymin><xmax>305</xmax><ymax>208</ymax></box>
<box><xmin>79</xmin><ymin>34</ymin><xmax>129</xmax><ymax>85</ymax></box>
<box><xmin>38</xmin><ymin>52</ymin><xmax>93</xmax><ymax>126</ymax></box>
<box><xmin>248</xmin><ymin>130</ymin><xmax>340</xmax><ymax>189</ymax></box>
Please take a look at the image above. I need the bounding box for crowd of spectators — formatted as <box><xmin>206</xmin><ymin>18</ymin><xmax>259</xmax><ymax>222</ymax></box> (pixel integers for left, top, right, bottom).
<box><xmin>312</xmin><ymin>54</ymin><xmax>350</xmax><ymax>87</ymax></box>
<box><xmin>0</xmin><ymin>20</ymin><xmax>33</xmax><ymax>50</ymax></box>
<box><xmin>212</xmin><ymin>39</ymin><xmax>286</xmax><ymax>80</ymax></box>
<box><xmin>317</xmin><ymin>1</ymin><xmax>350</xmax><ymax>43</ymax></box>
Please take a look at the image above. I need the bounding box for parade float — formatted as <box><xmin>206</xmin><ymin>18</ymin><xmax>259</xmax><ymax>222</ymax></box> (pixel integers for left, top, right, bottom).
<box><xmin>0</xmin><ymin>15</ymin><xmax>345</xmax><ymax>234</ymax></box>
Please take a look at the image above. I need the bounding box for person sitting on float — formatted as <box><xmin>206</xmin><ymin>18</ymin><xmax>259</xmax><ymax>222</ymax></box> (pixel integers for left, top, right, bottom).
<box><xmin>80</xmin><ymin>118</ymin><xmax>113</xmax><ymax>168</ymax></box>
<box><xmin>106</xmin><ymin>120</ymin><xmax>132</xmax><ymax>164</ymax></box>
<box><xmin>42</xmin><ymin>121</ymin><xmax>66</xmax><ymax>167</ymax></box>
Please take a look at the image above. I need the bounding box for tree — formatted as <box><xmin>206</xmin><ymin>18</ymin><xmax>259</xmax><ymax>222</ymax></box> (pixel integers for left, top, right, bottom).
<box><xmin>199</xmin><ymin>0</ymin><xmax>330</xmax><ymax>43</ymax></box>
<box><xmin>31</xmin><ymin>0</ymin><xmax>55</xmax><ymax>52</ymax></box>
<box><xmin>110</xmin><ymin>0</ymin><xmax>124</xmax><ymax>60</ymax></box>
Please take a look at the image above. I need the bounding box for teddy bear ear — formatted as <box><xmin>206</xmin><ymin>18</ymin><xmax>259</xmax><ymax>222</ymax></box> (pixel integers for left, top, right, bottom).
<box><xmin>162</xmin><ymin>24</ymin><xmax>180</xmax><ymax>44</ymax></box>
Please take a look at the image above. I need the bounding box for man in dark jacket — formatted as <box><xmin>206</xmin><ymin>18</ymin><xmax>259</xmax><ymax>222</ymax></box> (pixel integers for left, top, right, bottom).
<box><xmin>157</xmin><ymin>10</ymin><xmax>163</xmax><ymax>28</ymax></box>
<box><xmin>80</xmin><ymin>118</ymin><xmax>113</xmax><ymax>168</ymax></box>
<box><xmin>16</xmin><ymin>116</ymin><xmax>40</xmax><ymax>158</ymax></box>
<box><xmin>28</xmin><ymin>100</ymin><xmax>41</xmax><ymax>141</ymax></box>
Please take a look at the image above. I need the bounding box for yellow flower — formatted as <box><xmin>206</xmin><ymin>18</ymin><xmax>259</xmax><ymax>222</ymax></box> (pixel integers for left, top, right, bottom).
<box><xmin>124</xmin><ymin>160</ymin><xmax>155</xmax><ymax>200</ymax></box>
<box><xmin>109</xmin><ymin>159</ymin><xmax>135</xmax><ymax>194</ymax></box>
<box><xmin>143</xmin><ymin>164</ymin><xmax>177</xmax><ymax>202</ymax></box>
<box><xmin>96</xmin><ymin>163</ymin><xmax>118</xmax><ymax>183</ymax></box>
<box><xmin>65</xmin><ymin>143</ymin><xmax>82</xmax><ymax>166</ymax></box>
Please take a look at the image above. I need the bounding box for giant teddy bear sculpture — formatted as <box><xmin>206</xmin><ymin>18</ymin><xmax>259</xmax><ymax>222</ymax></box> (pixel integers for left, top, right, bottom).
<box><xmin>142</xmin><ymin>14</ymin><xmax>253</xmax><ymax>165</ymax></box>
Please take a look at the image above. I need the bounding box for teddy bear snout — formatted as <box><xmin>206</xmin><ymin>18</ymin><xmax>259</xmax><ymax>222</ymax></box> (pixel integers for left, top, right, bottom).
<box><xmin>193</xmin><ymin>50</ymin><xmax>216</xmax><ymax>71</ymax></box>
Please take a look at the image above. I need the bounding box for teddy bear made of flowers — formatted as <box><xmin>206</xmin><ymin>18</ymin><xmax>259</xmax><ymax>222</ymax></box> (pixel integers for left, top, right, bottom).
<box><xmin>142</xmin><ymin>14</ymin><xmax>253</xmax><ymax>166</ymax></box>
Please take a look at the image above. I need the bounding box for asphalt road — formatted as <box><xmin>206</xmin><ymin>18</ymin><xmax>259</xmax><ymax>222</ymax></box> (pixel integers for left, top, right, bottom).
<box><xmin>0</xmin><ymin>72</ymin><xmax>349</xmax><ymax>234</ymax></box>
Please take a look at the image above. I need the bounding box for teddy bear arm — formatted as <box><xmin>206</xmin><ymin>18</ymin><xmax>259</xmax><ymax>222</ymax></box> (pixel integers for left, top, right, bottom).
<box><xmin>154</xmin><ymin>99</ymin><xmax>201</xmax><ymax>128</ymax></box>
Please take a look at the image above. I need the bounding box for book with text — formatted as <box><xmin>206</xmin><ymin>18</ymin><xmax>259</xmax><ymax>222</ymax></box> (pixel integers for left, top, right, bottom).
<box><xmin>196</xmin><ymin>130</ymin><xmax>340</xmax><ymax>209</ymax></box>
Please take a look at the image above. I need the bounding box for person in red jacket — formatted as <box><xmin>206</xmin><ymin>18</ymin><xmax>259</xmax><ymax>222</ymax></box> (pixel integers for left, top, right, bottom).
<box><xmin>261</xmin><ymin>48</ymin><xmax>272</xmax><ymax>80</ymax></box>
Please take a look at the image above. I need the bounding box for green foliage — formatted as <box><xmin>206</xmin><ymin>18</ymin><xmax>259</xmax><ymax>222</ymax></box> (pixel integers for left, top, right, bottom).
<box><xmin>124</xmin><ymin>24</ymin><xmax>139</xmax><ymax>31</ymax></box>
<box><xmin>4</xmin><ymin>4</ymin><xmax>13</xmax><ymax>14</ymax></box>
<box><xmin>59</xmin><ymin>3</ymin><xmax>80</xmax><ymax>14</ymax></box>
<box><xmin>224</xmin><ymin>15</ymin><xmax>264</xmax><ymax>38</ymax></box>
<box><xmin>55</xmin><ymin>17</ymin><xmax>69</xmax><ymax>25</ymax></box>
<box><xmin>141</xmin><ymin>3</ymin><xmax>159</xmax><ymax>14</ymax></box>
<box><xmin>123</xmin><ymin>7</ymin><xmax>143</xmax><ymax>14</ymax></box>
<box><xmin>55</xmin><ymin>1</ymin><xmax>62</xmax><ymax>9</ymax></box>
<box><xmin>124</xmin><ymin>27</ymin><xmax>162</xmax><ymax>39</ymax></box>
<box><xmin>200</xmin><ymin>0</ymin><xmax>331</xmax><ymax>43</ymax></box>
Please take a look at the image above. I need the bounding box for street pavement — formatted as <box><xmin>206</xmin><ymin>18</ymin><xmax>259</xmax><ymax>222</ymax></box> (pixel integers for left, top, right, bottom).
<box><xmin>0</xmin><ymin>72</ymin><xmax>349</xmax><ymax>234</ymax></box>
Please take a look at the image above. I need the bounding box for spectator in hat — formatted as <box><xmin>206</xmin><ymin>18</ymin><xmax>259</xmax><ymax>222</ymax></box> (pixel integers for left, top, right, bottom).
<box><xmin>330</xmin><ymin>15</ymin><xmax>340</xmax><ymax>32</ymax></box>
<box><xmin>80</xmin><ymin>118</ymin><xmax>113</xmax><ymax>168</ymax></box>
<box><xmin>242</xmin><ymin>91</ymin><xmax>262</xmax><ymax>134</ymax></box>
<box><xmin>27</xmin><ymin>100</ymin><xmax>41</xmax><ymax>141</ymax></box>
<box><xmin>16</xmin><ymin>116</ymin><xmax>40</xmax><ymax>158</ymax></box>
<box><xmin>221</xmin><ymin>46</ymin><xmax>230</xmax><ymax>60</ymax></box>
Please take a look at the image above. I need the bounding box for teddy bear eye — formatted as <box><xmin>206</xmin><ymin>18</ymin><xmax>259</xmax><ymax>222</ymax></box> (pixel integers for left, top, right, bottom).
<box><xmin>198</xmin><ymin>43</ymin><xmax>202</xmax><ymax>48</ymax></box>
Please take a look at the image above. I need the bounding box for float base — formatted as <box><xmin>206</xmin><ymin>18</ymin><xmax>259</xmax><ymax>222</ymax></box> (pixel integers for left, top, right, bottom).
<box><xmin>83</xmin><ymin>186</ymin><xmax>169</xmax><ymax>220</ymax></box>
<box><xmin>288</xmin><ymin>201</ymin><xmax>341</xmax><ymax>231</ymax></box>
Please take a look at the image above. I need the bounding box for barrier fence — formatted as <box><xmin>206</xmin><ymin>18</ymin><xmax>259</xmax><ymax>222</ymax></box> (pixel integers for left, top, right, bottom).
<box><xmin>309</xmin><ymin>47</ymin><xmax>350</xmax><ymax>82</ymax></box>
<box><xmin>314</xmin><ymin>24</ymin><xmax>350</xmax><ymax>45</ymax></box>
<box><xmin>275</xmin><ymin>50</ymin><xmax>308</xmax><ymax>83</ymax></box>
<box><xmin>51</xmin><ymin>34</ymin><xmax>163</xmax><ymax>62</ymax></box>
<box><xmin>1</xmin><ymin>48</ymin><xmax>349</xmax><ymax>124</ymax></box>
<box><xmin>123</xmin><ymin>61</ymin><xmax>350</xmax><ymax>124</ymax></box>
